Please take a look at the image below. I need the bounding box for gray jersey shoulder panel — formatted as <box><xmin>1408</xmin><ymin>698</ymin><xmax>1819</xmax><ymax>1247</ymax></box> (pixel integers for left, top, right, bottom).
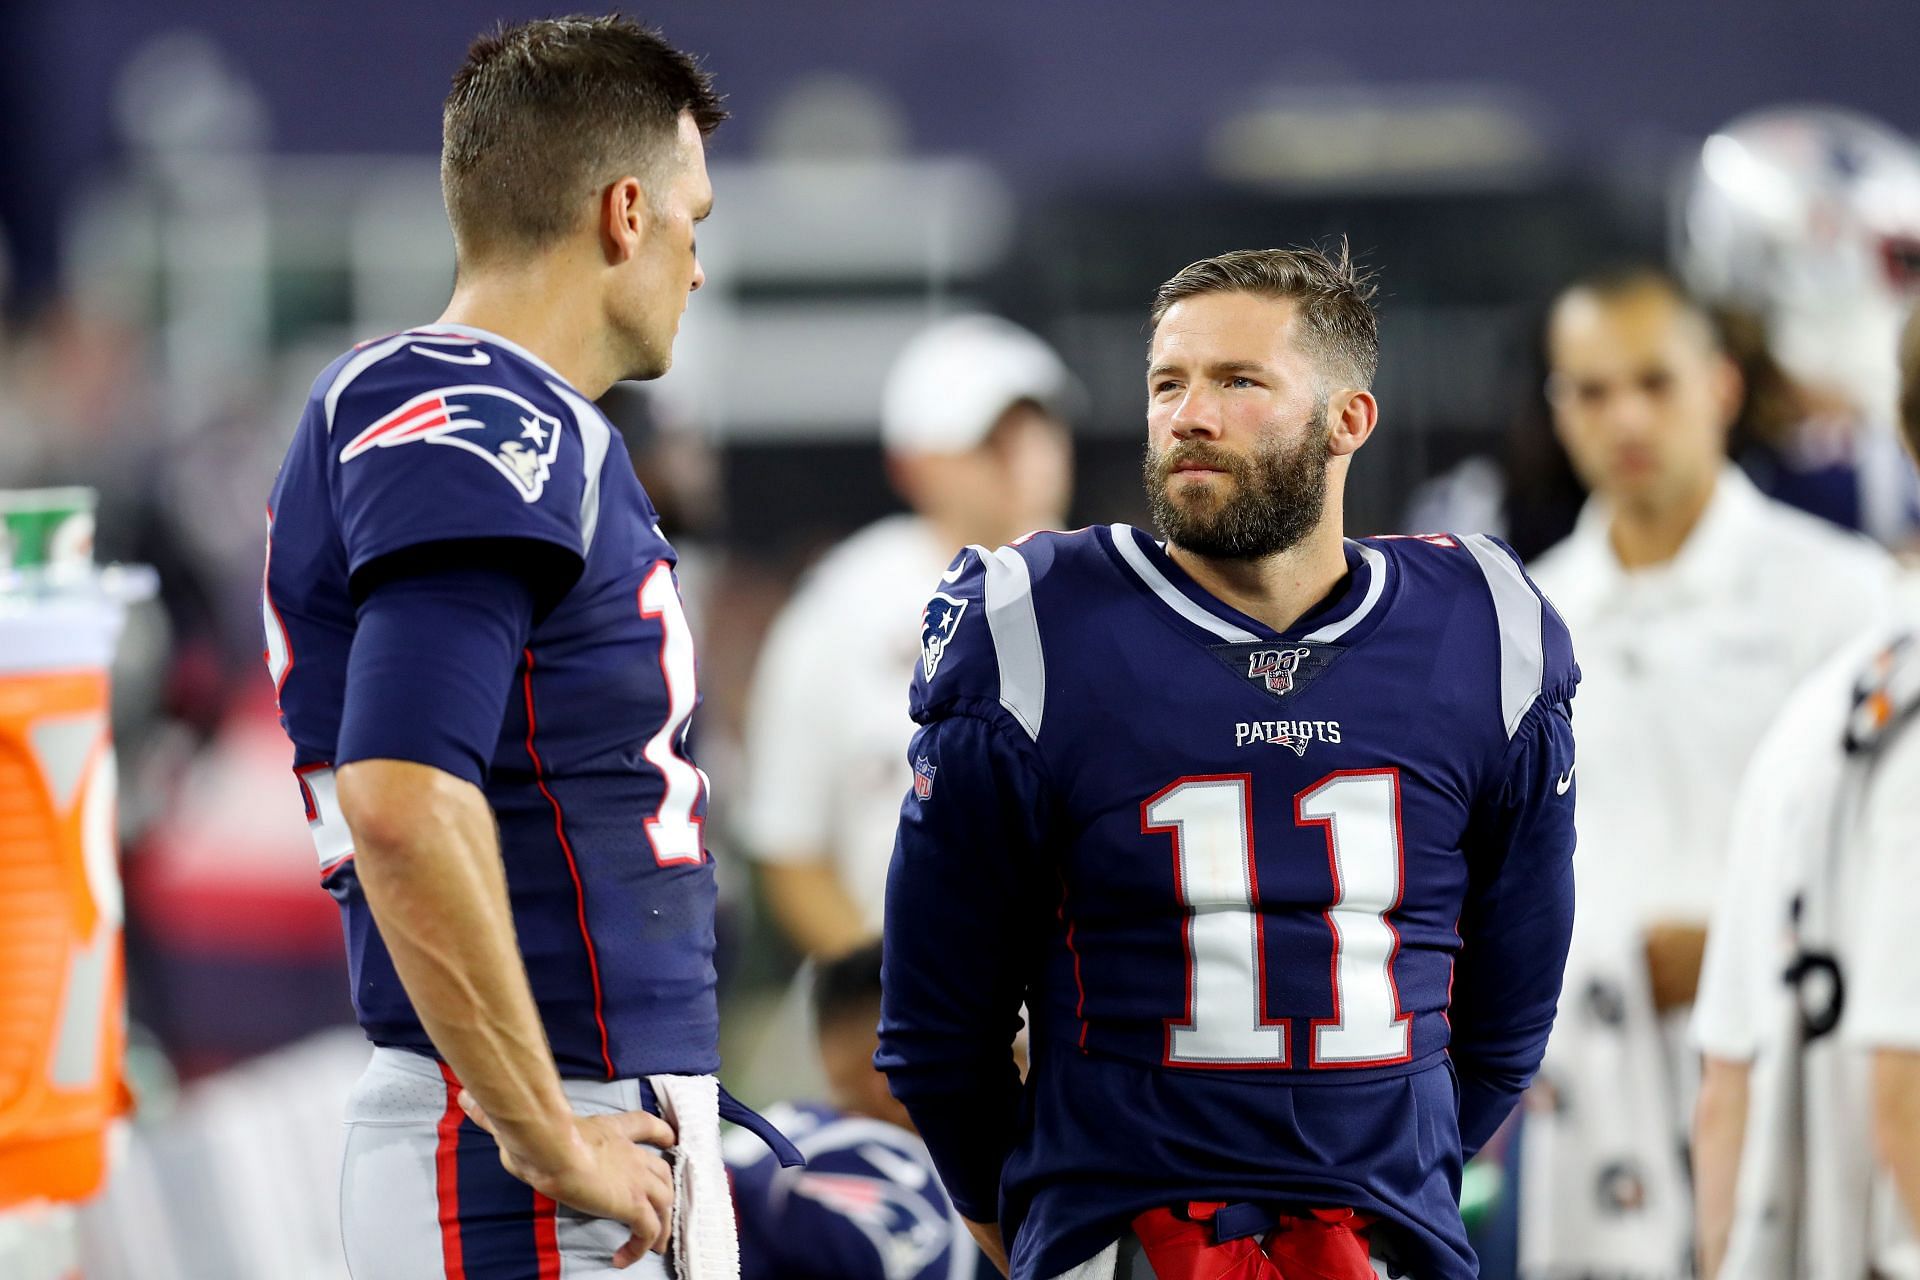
<box><xmin>1463</xmin><ymin>533</ymin><xmax>1546</xmax><ymax>738</ymax></box>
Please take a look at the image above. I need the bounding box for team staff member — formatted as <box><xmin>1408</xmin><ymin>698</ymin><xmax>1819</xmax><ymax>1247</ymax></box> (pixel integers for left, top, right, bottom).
<box><xmin>262</xmin><ymin>19</ymin><xmax>794</xmax><ymax>1278</ymax></box>
<box><xmin>739</xmin><ymin>314</ymin><xmax>1076</xmax><ymax>960</ymax></box>
<box><xmin>1689</xmin><ymin>308</ymin><xmax>1920</xmax><ymax>1280</ymax></box>
<box><xmin>1522</xmin><ymin>268</ymin><xmax>1895</xmax><ymax>1278</ymax></box>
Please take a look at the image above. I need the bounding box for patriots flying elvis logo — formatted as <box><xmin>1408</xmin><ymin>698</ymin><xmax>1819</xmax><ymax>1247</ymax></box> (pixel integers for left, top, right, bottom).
<box><xmin>339</xmin><ymin>384</ymin><xmax>564</xmax><ymax>502</ymax></box>
<box><xmin>921</xmin><ymin>592</ymin><xmax>968</xmax><ymax>681</ymax></box>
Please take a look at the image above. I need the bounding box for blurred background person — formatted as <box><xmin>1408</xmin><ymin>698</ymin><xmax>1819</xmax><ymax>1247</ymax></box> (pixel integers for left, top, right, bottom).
<box><xmin>738</xmin><ymin>314</ymin><xmax>1075</xmax><ymax>963</ymax></box>
<box><xmin>1520</xmin><ymin>265</ymin><xmax>1897</xmax><ymax>1278</ymax></box>
<box><xmin>734</xmin><ymin>313</ymin><xmax>1074</xmax><ymax>1097</ymax></box>
<box><xmin>726</xmin><ymin>940</ymin><xmax>991</xmax><ymax>1280</ymax></box>
<box><xmin>1680</xmin><ymin>106</ymin><xmax>1920</xmax><ymax>549</ymax></box>
<box><xmin>1688</xmin><ymin>306</ymin><xmax>1920</xmax><ymax>1280</ymax></box>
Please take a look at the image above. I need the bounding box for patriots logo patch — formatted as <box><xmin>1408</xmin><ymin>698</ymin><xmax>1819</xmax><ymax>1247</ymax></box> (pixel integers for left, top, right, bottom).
<box><xmin>339</xmin><ymin>384</ymin><xmax>564</xmax><ymax>502</ymax></box>
<box><xmin>920</xmin><ymin>592</ymin><xmax>968</xmax><ymax>681</ymax></box>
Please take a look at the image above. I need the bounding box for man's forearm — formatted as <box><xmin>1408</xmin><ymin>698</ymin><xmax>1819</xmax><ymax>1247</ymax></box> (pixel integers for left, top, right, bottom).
<box><xmin>1873</xmin><ymin>1050</ymin><xmax>1920</xmax><ymax>1228</ymax></box>
<box><xmin>339</xmin><ymin>758</ymin><xmax>581</xmax><ymax>1175</ymax></box>
<box><xmin>759</xmin><ymin>858</ymin><xmax>871</xmax><ymax>958</ymax></box>
<box><xmin>1693</xmin><ymin>1055</ymin><xmax>1751</xmax><ymax>1279</ymax></box>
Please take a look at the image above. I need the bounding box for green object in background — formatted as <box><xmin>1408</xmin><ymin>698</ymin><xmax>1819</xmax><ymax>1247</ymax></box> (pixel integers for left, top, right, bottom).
<box><xmin>1459</xmin><ymin>1154</ymin><xmax>1505</xmax><ymax>1232</ymax></box>
<box><xmin>0</xmin><ymin>487</ymin><xmax>97</xmax><ymax>586</ymax></box>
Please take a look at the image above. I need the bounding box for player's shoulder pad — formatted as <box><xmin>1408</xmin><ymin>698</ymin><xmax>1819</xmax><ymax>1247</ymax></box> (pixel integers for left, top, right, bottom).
<box><xmin>322</xmin><ymin>331</ymin><xmax>605</xmax><ymax>510</ymax></box>
<box><xmin>910</xmin><ymin>528</ymin><xmax>1094</xmax><ymax>739</ymax></box>
<box><xmin>1845</xmin><ymin>628</ymin><xmax>1920</xmax><ymax>755</ymax></box>
<box><xmin>1370</xmin><ymin>532</ymin><xmax>1578</xmax><ymax>738</ymax></box>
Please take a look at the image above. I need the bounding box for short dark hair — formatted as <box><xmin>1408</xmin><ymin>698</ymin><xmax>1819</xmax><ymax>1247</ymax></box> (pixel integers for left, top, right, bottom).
<box><xmin>1151</xmin><ymin>245</ymin><xmax>1380</xmax><ymax>389</ymax></box>
<box><xmin>1550</xmin><ymin>264</ymin><xmax>1725</xmax><ymax>353</ymax></box>
<box><xmin>813</xmin><ymin>940</ymin><xmax>884</xmax><ymax>1030</ymax></box>
<box><xmin>441</xmin><ymin>15</ymin><xmax>725</xmax><ymax>259</ymax></box>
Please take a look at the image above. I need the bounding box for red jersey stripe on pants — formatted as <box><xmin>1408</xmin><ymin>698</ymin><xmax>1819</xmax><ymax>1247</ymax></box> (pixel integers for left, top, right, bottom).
<box><xmin>1119</xmin><ymin>1204</ymin><xmax>1399</xmax><ymax>1280</ymax></box>
<box><xmin>340</xmin><ymin>1047</ymin><xmax>664</xmax><ymax>1279</ymax></box>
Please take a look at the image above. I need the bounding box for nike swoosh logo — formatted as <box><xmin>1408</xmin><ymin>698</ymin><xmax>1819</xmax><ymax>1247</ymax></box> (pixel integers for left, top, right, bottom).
<box><xmin>1555</xmin><ymin>765</ymin><xmax>1575</xmax><ymax>795</ymax></box>
<box><xmin>410</xmin><ymin>344</ymin><xmax>491</xmax><ymax>366</ymax></box>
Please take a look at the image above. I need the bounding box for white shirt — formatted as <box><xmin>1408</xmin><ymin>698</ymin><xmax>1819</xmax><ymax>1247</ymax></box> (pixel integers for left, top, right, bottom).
<box><xmin>1519</xmin><ymin>465</ymin><xmax>1896</xmax><ymax>1277</ymax></box>
<box><xmin>1691</xmin><ymin>581</ymin><xmax>1920</xmax><ymax>1279</ymax></box>
<box><xmin>737</xmin><ymin>514</ymin><xmax>952</xmax><ymax>933</ymax></box>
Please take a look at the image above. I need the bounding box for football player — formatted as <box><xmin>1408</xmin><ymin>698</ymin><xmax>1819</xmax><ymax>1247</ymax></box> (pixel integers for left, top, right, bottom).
<box><xmin>878</xmin><ymin>246</ymin><xmax>1579</xmax><ymax>1280</ymax></box>
<box><xmin>261</xmin><ymin>18</ymin><xmax>796</xmax><ymax>1278</ymax></box>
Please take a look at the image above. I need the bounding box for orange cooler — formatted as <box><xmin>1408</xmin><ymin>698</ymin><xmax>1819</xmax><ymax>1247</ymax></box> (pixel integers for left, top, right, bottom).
<box><xmin>0</xmin><ymin>598</ymin><xmax>130</xmax><ymax>1208</ymax></box>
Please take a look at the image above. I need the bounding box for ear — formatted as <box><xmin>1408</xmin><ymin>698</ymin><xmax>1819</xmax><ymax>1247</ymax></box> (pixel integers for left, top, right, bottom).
<box><xmin>600</xmin><ymin>177</ymin><xmax>650</xmax><ymax>266</ymax></box>
<box><xmin>1712</xmin><ymin>351</ymin><xmax>1746</xmax><ymax>432</ymax></box>
<box><xmin>1326</xmin><ymin>388</ymin><xmax>1379</xmax><ymax>458</ymax></box>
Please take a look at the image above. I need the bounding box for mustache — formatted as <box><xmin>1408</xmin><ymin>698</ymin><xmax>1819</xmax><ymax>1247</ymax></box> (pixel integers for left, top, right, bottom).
<box><xmin>1151</xmin><ymin>440</ymin><xmax>1247</xmax><ymax>482</ymax></box>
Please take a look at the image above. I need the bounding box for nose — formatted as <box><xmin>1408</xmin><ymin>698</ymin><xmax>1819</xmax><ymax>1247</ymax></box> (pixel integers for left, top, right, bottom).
<box><xmin>690</xmin><ymin>255</ymin><xmax>705</xmax><ymax>294</ymax></box>
<box><xmin>1168</xmin><ymin>387</ymin><xmax>1220</xmax><ymax>441</ymax></box>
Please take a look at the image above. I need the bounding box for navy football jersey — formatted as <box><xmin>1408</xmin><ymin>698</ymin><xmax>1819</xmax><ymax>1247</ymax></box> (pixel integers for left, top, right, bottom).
<box><xmin>263</xmin><ymin>324</ymin><xmax>717</xmax><ymax>1078</ymax></box>
<box><xmin>877</xmin><ymin>524</ymin><xmax>1578</xmax><ymax>1280</ymax></box>
<box><xmin>726</xmin><ymin>1102</ymin><xmax>989</xmax><ymax>1280</ymax></box>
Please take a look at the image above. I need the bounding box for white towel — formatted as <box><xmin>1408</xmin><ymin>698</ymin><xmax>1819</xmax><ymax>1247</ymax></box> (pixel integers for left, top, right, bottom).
<box><xmin>646</xmin><ymin>1074</ymin><xmax>739</xmax><ymax>1280</ymax></box>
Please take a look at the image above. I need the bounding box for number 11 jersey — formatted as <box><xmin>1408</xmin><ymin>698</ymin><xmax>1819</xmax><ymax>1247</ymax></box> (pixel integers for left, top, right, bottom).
<box><xmin>877</xmin><ymin>524</ymin><xmax>1579</xmax><ymax>1280</ymax></box>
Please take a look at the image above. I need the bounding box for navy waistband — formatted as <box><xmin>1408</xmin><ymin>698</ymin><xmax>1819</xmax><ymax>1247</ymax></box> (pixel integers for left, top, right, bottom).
<box><xmin>635</xmin><ymin>1078</ymin><xmax>805</xmax><ymax>1169</ymax></box>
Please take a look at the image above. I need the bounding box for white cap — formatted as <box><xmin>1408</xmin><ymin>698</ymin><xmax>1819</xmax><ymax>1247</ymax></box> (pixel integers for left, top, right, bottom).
<box><xmin>880</xmin><ymin>314</ymin><xmax>1077</xmax><ymax>454</ymax></box>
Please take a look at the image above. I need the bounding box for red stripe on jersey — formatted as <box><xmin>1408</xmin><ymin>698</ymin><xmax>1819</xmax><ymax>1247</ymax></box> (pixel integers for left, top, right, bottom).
<box><xmin>341</xmin><ymin>397</ymin><xmax>448</xmax><ymax>457</ymax></box>
<box><xmin>522</xmin><ymin>647</ymin><xmax>617</xmax><ymax>1080</ymax></box>
<box><xmin>532</xmin><ymin>1192</ymin><xmax>561</xmax><ymax>1280</ymax></box>
<box><xmin>435</xmin><ymin>1061</ymin><xmax>467</xmax><ymax>1280</ymax></box>
<box><xmin>1057</xmin><ymin>870</ymin><xmax>1090</xmax><ymax>1051</ymax></box>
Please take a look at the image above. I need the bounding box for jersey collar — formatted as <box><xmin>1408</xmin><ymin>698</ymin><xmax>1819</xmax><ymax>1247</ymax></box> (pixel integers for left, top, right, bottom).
<box><xmin>1106</xmin><ymin>523</ymin><xmax>1391</xmax><ymax>646</ymax></box>
<box><xmin>409</xmin><ymin>323</ymin><xmax>574</xmax><ymax>387</ymax></box>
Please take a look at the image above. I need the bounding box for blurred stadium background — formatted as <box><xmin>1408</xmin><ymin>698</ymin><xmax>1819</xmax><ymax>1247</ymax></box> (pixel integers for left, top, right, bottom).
<box><xmin>1</xmin><ymin>2</ymin><xmax>1916</xmax><ymax>1276</ymax></box>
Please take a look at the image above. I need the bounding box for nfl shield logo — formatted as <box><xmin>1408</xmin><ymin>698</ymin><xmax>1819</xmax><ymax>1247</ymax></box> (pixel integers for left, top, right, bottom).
<box><xmin>1246</xmin><ymin>647</ymin><xmax>1311</xmax><ymax>696</ymax></box>
<box><xmin>912</xmin><ymin>755</ymin><xmax>936</xmax><ymax>801</ymax></box>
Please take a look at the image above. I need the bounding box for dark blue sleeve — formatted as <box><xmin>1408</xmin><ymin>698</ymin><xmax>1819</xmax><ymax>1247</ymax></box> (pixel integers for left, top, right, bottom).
<box><xmin>335</xmin><ymin>556</ymin><xmax>538</xmax><ymax>786</ymax></box>
<box><xmin>1450</xmin><ymin>694</ymin><xmax>1577</xmax><ymax>1159</ymax></box>
<box><xmin>331</xmin><ymin>358</ymin><xmax>586</xmax><ymax>579</ymax></box>
<box><xmin>876</xmin><ymin>711</ymin><xmax>1052</xmax><ymax>1224</ymax></box>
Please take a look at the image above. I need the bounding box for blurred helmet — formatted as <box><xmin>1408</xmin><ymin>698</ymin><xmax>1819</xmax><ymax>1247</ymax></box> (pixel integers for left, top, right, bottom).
<box><xmin>1678</xmin><ymin>105</ymin><xmax>1920</xmax><ymax>418</ymax></box>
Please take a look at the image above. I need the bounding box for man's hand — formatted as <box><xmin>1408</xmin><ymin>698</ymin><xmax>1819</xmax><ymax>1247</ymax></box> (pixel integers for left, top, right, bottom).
<box><xmin>963</xmin><ymin>1217</ymin><xmax>1010</xmax><ymax>1277</ymax></box>
<box><xmin>1645</xmin><ymin>920</ymin><xmax>1710</xmax><ymax>1012</ymax></box>
<box><xmin>461</xmin><ymin>1090</ymin><xmax>680</xmax><ymax>1268</ymax></box>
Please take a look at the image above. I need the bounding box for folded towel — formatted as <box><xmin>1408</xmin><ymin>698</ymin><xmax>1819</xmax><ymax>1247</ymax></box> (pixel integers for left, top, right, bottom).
<box><xmin>646</xmin><ymin>1074</ymin><xmax>739</xmax><ymax>1280</ymax></box>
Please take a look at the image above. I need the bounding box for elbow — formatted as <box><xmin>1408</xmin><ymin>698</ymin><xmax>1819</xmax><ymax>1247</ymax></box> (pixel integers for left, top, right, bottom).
<box><xmin>1871</xmin><ymin>1049</ymin><xmax>1920</xmax><ymax>1172</ymax></box>
<box><xmin>336</xmin><ymin>759</ymin><xmax>479</xmax><ymax>863</ymax></box>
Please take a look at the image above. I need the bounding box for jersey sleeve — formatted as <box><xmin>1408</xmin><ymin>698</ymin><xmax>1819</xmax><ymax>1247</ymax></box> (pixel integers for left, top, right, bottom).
<box><xmin>1691</xmin><ymin>736</ymin><xmax>1784</xmax><ymax>1061</ymax></box>
<box><xmin>1845</xmin><ymin>709</ymin><xmax>1920</xmax><ymax>1050</ymax></box>
<box><xmin>876</xmin><ymin>708</ymin><xmax>1053</xmax><ymax>1222</ymax></box>
<box><xmin>1450</xmin><ymin>539</ymin><xmax>1580</xmax><ymax>1158</ymax></box>
<box><xmin>327</xmin><ymin>348</ymin><xmax>587</xmax><ymax>580</ymax></box>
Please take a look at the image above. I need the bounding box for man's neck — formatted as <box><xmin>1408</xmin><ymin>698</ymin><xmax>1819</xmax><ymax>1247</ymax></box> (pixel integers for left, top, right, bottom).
<box><xmin>439</xmin><ymin>264</ymin><xmax>615</xmax><ymax>399</ymax></box>
<box><xmin>1607</xmin><ymin>470</ymin><xmax>1719</xmax><ymax>571</ymax></box>
<box><xmin>1166</xmin><ymin>522</ymin><xmax>1351</xmax><ymax>634</ymax></box>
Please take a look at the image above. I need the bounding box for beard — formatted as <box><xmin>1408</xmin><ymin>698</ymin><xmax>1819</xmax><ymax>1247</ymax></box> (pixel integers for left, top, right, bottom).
<box><xmin>1143</xmin><ymin>408</ymin><xmax>1332</xmax><ymax>560</ymax></box>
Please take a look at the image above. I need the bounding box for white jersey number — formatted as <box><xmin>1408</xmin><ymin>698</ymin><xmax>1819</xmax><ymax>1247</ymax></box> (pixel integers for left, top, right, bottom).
<box><xmin>638</xmin><ymin>562</ymin><xmax>708</xmax><ymax>866</ymax></box>
<box><xmin>1145</xmin><ymin>769</ymin><xmax>1410</xmax><ymax>1070</ymax></box>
